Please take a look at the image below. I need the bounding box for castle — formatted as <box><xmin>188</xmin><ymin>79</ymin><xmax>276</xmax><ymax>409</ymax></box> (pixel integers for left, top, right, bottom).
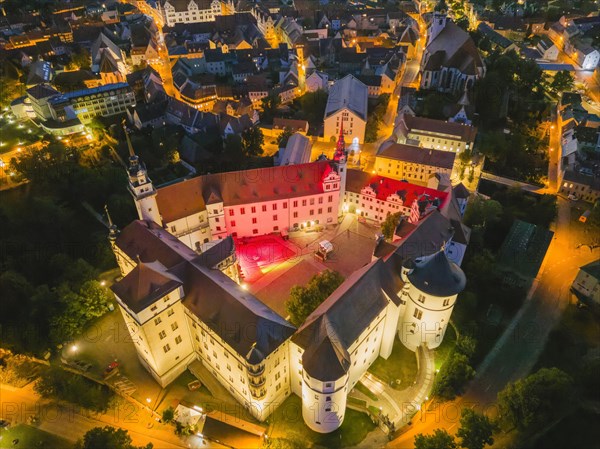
<box><xmin>109</xmin><ymin>127</ymin><xmax>469</xmax><ymax>433</ymax></box>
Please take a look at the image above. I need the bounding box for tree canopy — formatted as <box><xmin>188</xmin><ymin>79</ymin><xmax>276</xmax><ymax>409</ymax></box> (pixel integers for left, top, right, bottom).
<box><xmin>457</xmin><ymin>409</ymin><xmax>496</xmax><ymax>449</ymax></box>
<box><xmin>497</xmin><ymin>367</ymin><xmax>573</xmax><ymax>430</ymax></box>
<box><xmin>75</xmin><ymin>426</ymin><xmax>152</xmax><ymax>449</ymax></box>
<box><xmin>415</xmin><ymin>429</ymin><xmax>456</xmax><ymax>449</ymax></box>
<box><xmin>285</xmin><ymin>270</ymin><xmax>344</xmax><ymax>326</ymax></box>
<box><xmin>381</xmin><ymin>212</ymin><xmax>403</xmax><ymax>240</ymax></box>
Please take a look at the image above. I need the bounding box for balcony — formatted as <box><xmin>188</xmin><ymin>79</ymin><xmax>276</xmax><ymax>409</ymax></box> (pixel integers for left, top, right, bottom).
<box><xmin>248</xmin><ymin>376</ymin><xmax>266</xmax><ymax>388</ymax></box>
<box><xmin>172</xmin><ymin>222</ymin><xmax>209</xmax><ymax>238</ymax></box>
<box><xmin>246</xmin><ymin>364</ymin><xmax>265</xmax><ymax>376</ymax></box>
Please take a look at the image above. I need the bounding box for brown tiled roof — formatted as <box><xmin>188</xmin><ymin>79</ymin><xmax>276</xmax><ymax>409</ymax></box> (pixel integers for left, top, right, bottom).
<box><xmin>156</xmin><ymin>161</ymin><xmax>334</xmax><ymax>223</ymax></box>
<box><xmin>273</xmin><ymin>117</ymin><xmax>309</xmax><ymax>131</ymax></box>
<box><xmin>404</xmin><ymin>114</ymin><xmax>477</xmax><ymax>142</ymax></box>
<box><xmin>112</xmin><ymin>220</ymin><xmax>295</xmax><ymax>360</ymax></box>
<box><xmin>111</xmin><ymin>261</ymin><xmax>183</xmax><ymax>313</ymax></box>
<box><xmin>377</xmin><ymin>143</ymin><xmax>456</xmax><ymax>169</ymax></box>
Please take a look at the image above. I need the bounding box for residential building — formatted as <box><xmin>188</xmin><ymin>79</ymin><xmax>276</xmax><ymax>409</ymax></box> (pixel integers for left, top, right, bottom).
<box><xmin>375</xmin><ymin>143</ymin><xmax>456</xmax><ymax>184</ymax></box>
<box><xmin>274</xmin><ymin>133</ymin><xmax>312</xmax><ymax>166</ymax></box>
<box><xmin>395</xmin><ymin>113</ymin><xmax>477</xmax><ymax>153</ymax></box>
<box><xmin>159</xmin><ymin>0</ymin><xmax>222</xmax><ymax>27</ymax></box>
<box><xmin>537</xmin><ymin>36</ymin><xmax>559</xmax><ymax>61</ymax></box>
<box><xmin>572</xmin><ymin>260</ymin><xmax>600</xmax><ymax>309</ymax></box>
<box><xmin>323</xmin><ymin>75</ymin><xmax>368</xmax><ymax>144</ymax></box>
<box><xmin>559</xmin><ymin>170</ymin><xmax>600</xmax><ymax>203</ymax></box>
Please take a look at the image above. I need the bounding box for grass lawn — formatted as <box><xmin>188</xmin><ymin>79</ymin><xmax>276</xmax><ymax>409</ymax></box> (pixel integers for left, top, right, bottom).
<box><xmin>433</xmin><ymin>324</ymin><xmax>457</xmax><ymax>371</ymax></box>
<box><xmin>368</xmin><ymin>338</ymin><xmax>418</xmax><ymax>389</ymax></box>
<box><xmin>268</xmin><ymin>395</ymin><xmax>376</xmax><ymax>448</ymax></box>
<box><xmin>354</xmin><ymin>381</ymin><xmax>378</xmax><ymax>401</ymax></box>
<box><xmin>0</xmin><ymin>117</ymin><xmax>44</xmax><ymax>155</ymax></box>
<box><xmin>0</xmin><ymin>424</ymin><xmax>73</xmax><ymax>449</ymax></box>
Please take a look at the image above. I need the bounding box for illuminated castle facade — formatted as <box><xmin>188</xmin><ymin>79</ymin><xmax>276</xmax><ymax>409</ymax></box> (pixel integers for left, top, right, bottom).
<box><xmin>109</xmin><ymin>126</ymin><xmax>470</xmax><ymax>431</ymax></box>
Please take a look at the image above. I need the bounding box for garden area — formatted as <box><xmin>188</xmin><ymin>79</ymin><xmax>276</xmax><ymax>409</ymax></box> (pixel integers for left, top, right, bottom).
<box><xmin>0</xmin><ymin>424</ymin><xmax>73</xmax><ymax>449</ymax></box>
<box><xmin>267</xmin><ymin>395</ymin><xmax>375</xmax><ymax>449</ymax></box>
<box><xmin>368</xmin><ymin>337</ymin><xmax>419</xmax><ymax>389</ymax></box>
<box><xmin>0</xmin><ymin>115</ymin><xmax>44</xmax><ymax>155</ymax></box>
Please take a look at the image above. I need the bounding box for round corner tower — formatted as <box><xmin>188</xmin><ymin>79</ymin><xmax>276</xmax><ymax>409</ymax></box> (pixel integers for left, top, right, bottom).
<box><xmin>399</xmin><ymin>250</ymin><xmax>466</xmax><ymax>351</ymax></box>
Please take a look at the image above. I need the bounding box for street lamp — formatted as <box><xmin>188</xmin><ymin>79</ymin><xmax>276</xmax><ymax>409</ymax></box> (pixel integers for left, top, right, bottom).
<box><xmin>71</xmin><ymin>344</ymin><xmax>78</xmax><ymax>353</ymax></box>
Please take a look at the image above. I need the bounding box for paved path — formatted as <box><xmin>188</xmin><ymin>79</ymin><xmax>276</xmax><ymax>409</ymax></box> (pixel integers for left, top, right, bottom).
<box><xmin>0</xmin><ymin>383</ymin><xmax>189</xmax><ymax>448</ymax></box>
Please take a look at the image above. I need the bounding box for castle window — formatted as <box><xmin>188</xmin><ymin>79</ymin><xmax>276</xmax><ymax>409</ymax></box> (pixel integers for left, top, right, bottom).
<box><xmin>443</xmin><ymin>298</ymin><xmax>450</xmax><ymax>306</ymax></box>
<box><xmin>262</xmin><ymin>205</ymin><xmax>267</xmax><ymax>212</ymax></box>
<box><xmin>167</xmin><ymin>309</ymin><xmax>174</xmax><ymax>317</ymax></box>
<box><xmin>163</xmin><ymin>344</ymin><xmax>171</xmax><ymax>353</ymax></box>
<box><xmin>158</xmin><ymin>331</ymin><xmax>166</xmax><ymax>340</ymax></box>
<box><xmin>413</xmin><ymin>308</ymin><xmax>423</xmax><ymax>320</ymax></box>
<box><xmin>252</xmin><ymin>218</ymin><xmax>257</xmax><ymax>224</ymax></box>
<box><xmin>240</xmin><ymin>208</ymin><xmax>246</xmax><ymax>214</ymax></box>
<box><xmin>418</xmin><ymin>294</ymin><xmax>425</xmax><ymax>303</ymax></box>
<box><xmin>175</xmin><ymin>335</ymin><xmax>182</xmax><ymax>344</ymax></box>
<box><xmin>251</xmin><ymin>206</ymin><xmax>256</xmax><ymax>213</ymax></box>
<box><xmin>231</xmin><ymin>220</ymin><xmax>236</xmax><ymax>227</ymax></box>
<box><xmin>154</xmin><ymin>317</ymin><xmax>162</xmax><ymax>325</ymax></box>
<box><xmin>283</xmin><ymin>203</ymin><xmax>288</xmax><ymax>209</ymax></box>
<box><xmin>171</xmin><ymin>322</ymin><xmax>179</xmax><ymax>331</ymax></box>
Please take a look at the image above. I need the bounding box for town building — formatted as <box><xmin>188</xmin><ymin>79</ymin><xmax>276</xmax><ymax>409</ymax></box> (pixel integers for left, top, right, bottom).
<box><xmin>374</xmin><ymin>142</ymin><xmax>456</xmax><ymax>184</ymax></box>
<box><xmin>559</xmin><ymin>170</ymin><xmax>600</xmax><ymax>203</ymax></box>
<box><xmin>323</xmin><ymin>75</ymin><xmax>368</xmax><ymax>144</ymax></box>
<box><xmin>274</xmin><ymin>133</ymin><xmax>312</xmax><ymax>166</ymax></box>
<box><xmin>571</xmin><ymin>260</ymin><xmax>600</xmax><ymax>310</ymax></box>
<box><xmin>159</xmin><ymin>0</ymin><xmax>223</xmax><ymax>27</ymax></box>
<box><xmin>395</xmin><ymin>112</ymin><xmax>477</xmax><ymax>153</ymax></box>
<box><xmin>421</xmin><ymin>13</ymin><xmax>485</xmax><ymax>93</ymax></box>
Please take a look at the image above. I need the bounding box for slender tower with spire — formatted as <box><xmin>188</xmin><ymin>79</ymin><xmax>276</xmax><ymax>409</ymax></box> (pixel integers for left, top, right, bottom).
<box><xmin>332</xmin><ymin>122</ymin><xmax>348</xmax><ymax>214</ymax></box>
<box><xmin>123</xmin><ymin>120</ymin><xmax>162</xmax><ymax>225</ymax></box>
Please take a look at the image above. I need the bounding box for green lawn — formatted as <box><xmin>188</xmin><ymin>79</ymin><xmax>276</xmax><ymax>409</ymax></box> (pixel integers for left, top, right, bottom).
<box><xmin>267</xmin><ymin>395</ymin><xmax>376</xmax><ymax>448</ymax></box>
<box><xmin>0</xmin><ymin>117</ymin><xmax>43</xmax><ymax>155</ymax></box>
<box><xmin>433</xmin><ymin>325</ymin><xmax>457</xmax><ymax>371</ymax></box>
<box><xmin>368</xmin><ymin>338</ymin><xmax>419</xmax><ymax>389</ymax></box>
<box><xmin>354</xmin><ymin>381</ymin><xmax>378</xmax><ymax>401</ymax></box>
<box><xmin>0</xmin><ymin>424</ymin><xmax>73</xmax><ymax>449</ymax></box>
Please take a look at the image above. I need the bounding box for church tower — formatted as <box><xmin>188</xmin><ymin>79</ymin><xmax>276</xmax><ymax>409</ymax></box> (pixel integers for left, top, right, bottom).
<box><xmin>123</xmin><ymin>121</ymin><xmax>161</xmax><ymax>225</ymax></box>
<box><xmin>427</xmin><ymin>12</ymin><xmax>448</xmax><ymax>46</ymax></box>
<box><xmin>332</xmin><ymin>123</ymin><xmax>348</xmax><ymax>214</ymax></box>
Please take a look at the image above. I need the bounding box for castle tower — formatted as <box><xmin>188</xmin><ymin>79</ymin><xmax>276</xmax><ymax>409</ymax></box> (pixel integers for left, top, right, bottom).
<box><xmin>123</xmin><ymin>121</ymin><xmax>161</xmax><ymax>225</ymax></box>
<box><xmin>332</xmin><ymin>124</ymin><xmax>348</xmax><ymax>214</ymax></box>
<box><xmin>399</xmin><ymin>250</ymin><xmax>466</xmax><ymax>351</ymax></box>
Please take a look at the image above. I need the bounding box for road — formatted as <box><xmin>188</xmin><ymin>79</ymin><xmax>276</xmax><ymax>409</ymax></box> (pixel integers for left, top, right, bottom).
<box><xmin>388</xmin><ymin>197</ymin><xmax>600</xmax><ymax>448</ymax></box>
<box><xmin>0</xmin><ymin>383</ymin><xmax>193</xmax><ymax>448</ymax></box>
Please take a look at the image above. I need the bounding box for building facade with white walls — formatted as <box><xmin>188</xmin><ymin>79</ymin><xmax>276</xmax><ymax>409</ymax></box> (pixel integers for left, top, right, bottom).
<box><xmin>110</xmin><ymin>133</ymin><xmax>471</xmax><ymax>432</ymax></box>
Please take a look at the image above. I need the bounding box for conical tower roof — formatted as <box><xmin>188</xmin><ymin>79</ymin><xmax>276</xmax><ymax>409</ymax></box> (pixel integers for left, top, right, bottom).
<box><xmin>407</xmin><ymin>250</ymin><xmax>466</xmax><ymax>297</ymax></box>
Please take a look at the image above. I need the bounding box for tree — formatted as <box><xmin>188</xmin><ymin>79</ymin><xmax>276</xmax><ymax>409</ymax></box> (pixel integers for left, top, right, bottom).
<box><xmin>434</xmin><ymin>0</ymin><xmax>448</xmax><ymax>12</ymax></box>
<box><xmin>414</xmin><ymin>429</ymin><xmax>456</xmax><ymax>449</ymax></box>
<box><xmin>464</xmin><ymin>198</ymin><xmax>503</xmax><ymax>228</ymax></box>
<box><xmin>455</xmin><ymin>335</ymin><xmax>477</xmax><ymax>359</ymax></box>
<box><xmin>431</xmin><ymin>352</ymin><xmax>475</xmax><ymax>400</ymax></box>
<box><xmin>497</xmin><ymin>367</ymin><xmax>573</xmax><ymax>431</ymax></box>
<box><xmin>277</xmin><ymin>127</ymin><xmax>294</xmax><ymax>148</ymax></box>
<box><xmin>550</xmin><ymin>71</ymin><xmax>574</xmax><ymax>93</ymax></box>
<box><xmin>381</xmin><ymin>212</ymin><xmax>403</xmax><ymax>240</ymax></box>
<box><xmin>241</xmin><ymin>127</ymin><xmax>264</xmax><ymax>157</ymax></box>
<box><xmin>70</xmin><ymin>47</ymin><xmax>91</xmax><ymax>70</ymax></box>
<box><xmin>75</xmin><ymin>426</ymin><xmax>152</xmax><ymax>449</ymax></box>
<box><xmin>260</xmin><ymin>92</ymin><xmax>281</xmax><ymax>124</ymax></box>
<box><xmin>285</xmin><ymin>270</ymin><xmax>344</xmax><ymax>326</ymax></box>
<box><xmin>457</xmin><ymin>409</ymin><xmax>496</xmax><ymax>449</ymax></box>
<box><xmin>162</xmin><ymin>406</ymin><xmax>175</xmax><ymax>423</ymax></box>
